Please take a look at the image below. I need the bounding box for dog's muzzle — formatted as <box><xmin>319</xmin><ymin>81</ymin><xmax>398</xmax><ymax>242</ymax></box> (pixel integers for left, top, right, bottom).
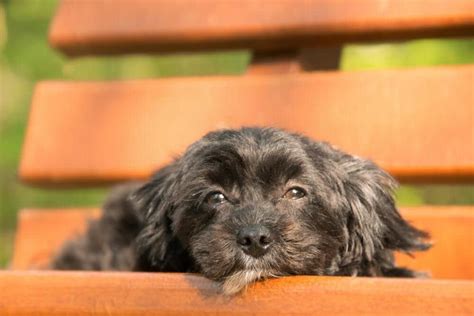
<box><xmin>237</xmin><ymin>224</ymin><xmax>273</xmax><ymax>258</ymax></box>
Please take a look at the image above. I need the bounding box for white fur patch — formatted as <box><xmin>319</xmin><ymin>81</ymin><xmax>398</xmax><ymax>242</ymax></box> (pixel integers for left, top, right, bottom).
<box><xmin>222</xmin><ymin>270</ymin><xmax>263</xmax><ymax>295</ymax></box>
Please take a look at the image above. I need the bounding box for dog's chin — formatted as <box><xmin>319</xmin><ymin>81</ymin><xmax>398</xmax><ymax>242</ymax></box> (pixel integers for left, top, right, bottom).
<box><xmin>220</xmin><ymin>254</ymin><xmax>279</xmax><ymax>295</ymax></box>
<box><xmin>221</xmin><ymin>269</ymin><xmax>273</xmax><ymax>295</ymax></box>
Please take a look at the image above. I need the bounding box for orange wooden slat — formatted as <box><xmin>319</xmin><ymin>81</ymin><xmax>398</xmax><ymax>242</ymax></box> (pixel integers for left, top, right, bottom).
<box><xmin>20</xmin><ymin>65</ymin><xmax>474</xmax><ymax>185</ymax></box>
<box><xmin>1</xmin><ymin>271</ymin><xmax>473</xmax><ymax>316</ymax></box>
<box><xmin>395</xmin><ymin>206</ymin><xmax>474</xmax><ymax>280</ymax></box>
<box><xmin>49</xmin><ymin>0</ymin><xmax>474</xmax><ymax>56</ymax></box>
<box><xmin>11</xmin><ymin>207</ymin><xmax>474</xmax><ymax>280</ymax></box>
<box><xmin>11</xmin><ymin>209</ymin><xmax>99</xmax><ymax>270</ymax></box>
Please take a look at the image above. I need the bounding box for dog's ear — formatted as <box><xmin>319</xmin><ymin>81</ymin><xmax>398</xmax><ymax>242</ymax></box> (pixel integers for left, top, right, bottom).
<box><xmin>338</xmin><ymin>153</ymin><xmax>430</xmax><ymax>268</ymax></box>
<box><xmin>131</xmin><ymin>162</ymin><xmax>190</xmax><ymax>271</ymax></box>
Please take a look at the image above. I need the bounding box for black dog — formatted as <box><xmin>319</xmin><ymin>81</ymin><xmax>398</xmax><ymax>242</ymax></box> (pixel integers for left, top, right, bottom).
<box><xmin>52</xmin><ymin>127</ymin><xmax>429</xmax><ymax>294</ymax></box>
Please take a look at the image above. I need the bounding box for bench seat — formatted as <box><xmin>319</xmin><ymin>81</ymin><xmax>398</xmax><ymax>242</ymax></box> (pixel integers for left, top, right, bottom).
<box><xmin>1</xmin><ymin>271</ymin><xmax>473</xmax><ymax>315</ymax></box>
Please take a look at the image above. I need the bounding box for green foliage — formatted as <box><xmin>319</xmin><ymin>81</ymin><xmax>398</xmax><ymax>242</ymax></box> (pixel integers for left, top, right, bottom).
<box><xmin>63</xmin><ymin>51</ymin><xmax>249</xmax><ymax>80</ymax></box>
<box><xmin>342</xmin><ymin>38</ymin><xmax>474</xmax><ymax>70</ymax></box>
<box><xmin>2</xmin><ymin>0</ymin><xmax>63</xmax><ymax>80</ymax></box>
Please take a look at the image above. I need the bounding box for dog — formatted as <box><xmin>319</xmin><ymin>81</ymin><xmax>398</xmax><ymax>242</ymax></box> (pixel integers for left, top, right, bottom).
<box><xmin>52</xmin><ymin>127</ymin><xmax>430</xmax><ymax>294</ymax></box>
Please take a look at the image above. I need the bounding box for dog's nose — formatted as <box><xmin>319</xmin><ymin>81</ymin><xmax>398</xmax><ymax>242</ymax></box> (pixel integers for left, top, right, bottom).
<box><xmin>237</xmin><ymin>225</ymin><xmax>273</xmax><ymax>258</ymax></box>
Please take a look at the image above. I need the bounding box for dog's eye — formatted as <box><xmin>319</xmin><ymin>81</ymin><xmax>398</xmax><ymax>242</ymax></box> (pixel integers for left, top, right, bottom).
<box><xmin>283</xmin><ymin>187</ymin><xmax>306</xmax><ymax>200</ymax></box>
<box><xmin>206</xmin><ymin>192</ymin><xmax>227</xmax><ymax>205</ymax></box>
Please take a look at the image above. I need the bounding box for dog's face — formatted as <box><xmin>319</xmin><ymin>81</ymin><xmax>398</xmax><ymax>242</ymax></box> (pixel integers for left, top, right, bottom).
<box><xmin>134</xmin><ymin>128</ymin><xmax>428</xmax><ymax>294</ymax></box>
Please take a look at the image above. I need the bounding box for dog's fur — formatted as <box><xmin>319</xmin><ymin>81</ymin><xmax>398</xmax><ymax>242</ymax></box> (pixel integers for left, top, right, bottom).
<box><xmin>52</xmin><ymin>127</ymin><xmax>430</xmax><ymax>294</ymax></box>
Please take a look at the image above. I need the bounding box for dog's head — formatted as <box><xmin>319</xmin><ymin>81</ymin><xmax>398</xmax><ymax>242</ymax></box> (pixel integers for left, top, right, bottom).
<box><xmin>134</xmin><ymin>127</ymin><xmax>429</xmax><ymax>294</ymax></box>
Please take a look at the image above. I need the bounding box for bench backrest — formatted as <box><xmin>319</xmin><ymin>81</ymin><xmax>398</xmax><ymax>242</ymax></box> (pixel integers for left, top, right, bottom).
<box><xmin>21</xmin><ymin>0</ymin><xmax>474</xmax><ymax>185</ymax></box>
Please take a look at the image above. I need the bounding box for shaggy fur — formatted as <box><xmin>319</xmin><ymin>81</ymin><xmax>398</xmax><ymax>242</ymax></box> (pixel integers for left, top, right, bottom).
<box><xmin>52</xmin><ymin>127</ymin><xmax>430</xmax><ymax>294</ymax></box>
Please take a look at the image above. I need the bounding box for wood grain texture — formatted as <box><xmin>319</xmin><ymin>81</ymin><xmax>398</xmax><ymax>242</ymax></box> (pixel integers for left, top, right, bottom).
<box><xmin>11</xmin><ymin>209</ymin><xmax>99</xmax><ymax>270</ymax></box>
<box><xmin>394</xmin><ymin>206</ymin><xmax>474</xmax><ymax>280</ymax></box>
<box><xmin>49</xmin><ymin>0</ymin><xmax>474</xmax><ymax>56</ymax></box>
<box><xmin>11</xmin><ymin>207</ymin><xmax>474</xmax><ymax>280</ymax></box>
<box><xmin>19</xmin><ymin>65</ymin><xmax>474</xmax><ymax>186</ymax></box>
<box><xmin>1</xmin><ymin>271</ymin><xmax>473</xmax><ymax>316</ymax></box>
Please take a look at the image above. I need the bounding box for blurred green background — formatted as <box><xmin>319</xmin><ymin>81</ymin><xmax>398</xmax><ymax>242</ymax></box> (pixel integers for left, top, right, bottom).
<box><xmin>0</xmin><ymin>0</ymin><xmax>473</xmax><ymax>267</ymax></box>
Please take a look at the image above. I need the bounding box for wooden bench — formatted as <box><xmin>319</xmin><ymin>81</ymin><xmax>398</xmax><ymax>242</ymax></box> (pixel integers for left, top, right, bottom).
<box><xmin>2</xmin><ymin>0</ymin><xmax>473</xmax><ymax>315</ymax></box>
